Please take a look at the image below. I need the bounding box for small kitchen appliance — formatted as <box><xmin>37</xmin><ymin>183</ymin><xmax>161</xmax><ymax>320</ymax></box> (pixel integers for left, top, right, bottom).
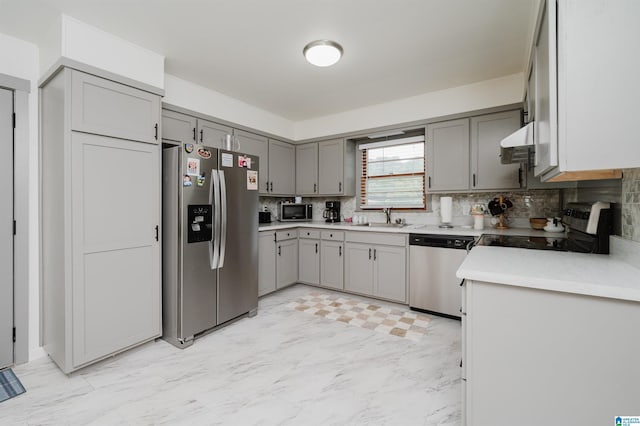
<box><xmin>323</xmin><ymin>201</ymin><xmax>341</xmax><ymax>223</ymax></box>
<box><xmin>279</xmin><ymin>203</ymin><xmax>313</xmax><ymax>222</ymax></box>
<box><xmin>258</xmin><ymin>210</ymin><xmax>271</xmax><ymax>224</ymax></box>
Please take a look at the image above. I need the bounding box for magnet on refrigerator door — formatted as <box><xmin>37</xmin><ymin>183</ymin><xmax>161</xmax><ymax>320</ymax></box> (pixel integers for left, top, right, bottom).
<box><xmin>186</xmin><ymin>158</ymin><xmax>200</xmax><ymax>176</ymax></box>
<box><xmin>221</xmin><ymin>153</ymin><xmax>233</xmax><ymax>168</ymax></box>
<box><xmin>247</xmin><ymin>170</ymin><xmax>258</xmax><ymax>190</ymax></box>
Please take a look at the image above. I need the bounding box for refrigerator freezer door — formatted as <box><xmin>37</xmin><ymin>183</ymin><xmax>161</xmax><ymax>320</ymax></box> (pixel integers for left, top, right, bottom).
<box><xmin>217</xmin><ymin>150</ymin><xmax>259</xmax><ymax>324</ymax></box>
<box><xmin>179</xmin><ymin>146</ymin><xmax>219</xmax><ymax>339</ymax></box>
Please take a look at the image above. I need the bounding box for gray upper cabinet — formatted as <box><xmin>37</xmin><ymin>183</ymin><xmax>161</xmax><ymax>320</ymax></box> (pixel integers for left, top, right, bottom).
<box><xmin>268</xmin><ymin>139</ymin><xmax>296</xmax><ymax>196</ymax></box>
<box><xmin>42</xmin><ymin>67</ymin><xmax>162</xmax><ymax>374</ymax></box>
<box><xmin>71</xmin><ymin>71</ymin><xmax>160</xmax><ymax>144</ymax></box>
<box><xmin>235</xmin><ymin>130</ymin><xmax>269</xmax><ymax>195</ymax></box>
<box><xmin>470</xmin><ymin>110</ymin><xmax>522</xmax><ymax>191</ymax></box>
<box><xmin>318</xmin><ymin>138</ymin><xmax>356</xmax><ymax>196</ymax></box>
<box><xmin>162</xmin><ymin>109</ymin><xmax>197</xmax><ymax>145</ymax></box>
<box><xmin>426</xmin><ymin>119</ymin><xmax>470</xmax><ymax>191</ymax></box>
<box><xmin>197</xmin><ymin>119</ymin><xmax>232</xmax><ymax>149</ymax></box>
<box><xmin>296</xmin><ymin>143</ymin><xmax>318</xmax><ymax>195</ymax></box>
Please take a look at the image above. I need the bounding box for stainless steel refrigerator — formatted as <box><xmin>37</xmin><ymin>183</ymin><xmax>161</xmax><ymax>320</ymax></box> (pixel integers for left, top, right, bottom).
<box><xmin>162</xmin><ymin>144</ymin><xmax>259</xmax><ymax>348</ymax></box>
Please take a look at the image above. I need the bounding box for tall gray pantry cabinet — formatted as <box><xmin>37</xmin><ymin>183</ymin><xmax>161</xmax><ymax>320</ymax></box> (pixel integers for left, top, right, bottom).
<box><xmin>41</xmin><ymin>68</ymin><xmax>162</xmax><ymax>373</ymax></box>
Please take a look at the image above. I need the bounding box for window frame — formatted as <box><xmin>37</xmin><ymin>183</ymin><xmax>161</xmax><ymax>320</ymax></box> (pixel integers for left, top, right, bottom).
<box><xmin>357</xmin><ymin>135</ymin><xmax>427</xmax><ymax>211</ymax></box>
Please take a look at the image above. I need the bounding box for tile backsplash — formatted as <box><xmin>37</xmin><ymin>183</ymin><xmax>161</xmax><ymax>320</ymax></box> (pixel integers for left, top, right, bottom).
<box><xmin>622</xmin><ymin>168</ymin><xmax>640</xmax><ymax>242</ymax></box>
<box><xmin>261</xmin><ymin>190</ymin><xmax>562</xmax><ymax>228</ymax></box>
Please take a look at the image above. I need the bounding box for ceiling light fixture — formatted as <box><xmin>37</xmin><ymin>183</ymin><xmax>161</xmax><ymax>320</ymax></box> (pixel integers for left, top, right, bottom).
<box><xmin>303</xmin><ymin>40</ymin><xmax>343</xmax><ymax>67</ymax></box>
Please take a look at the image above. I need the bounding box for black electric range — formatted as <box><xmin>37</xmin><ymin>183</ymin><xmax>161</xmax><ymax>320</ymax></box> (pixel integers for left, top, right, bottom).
<box><xmin>476</xmin><ymin>234</ymin><xmax>568</xmax><ymax>251</ymax></box>
<box><xmin>475</xmin><ymin>202</ymin><xmax>613</xmax><ymax>254</ymax></box>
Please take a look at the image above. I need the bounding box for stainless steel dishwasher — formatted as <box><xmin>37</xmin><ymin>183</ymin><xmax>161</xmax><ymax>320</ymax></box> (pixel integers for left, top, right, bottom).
<box><xmin>409</xmin><ymin>234</ymin><xmax>475</xmax><ymax>319</ymax></box>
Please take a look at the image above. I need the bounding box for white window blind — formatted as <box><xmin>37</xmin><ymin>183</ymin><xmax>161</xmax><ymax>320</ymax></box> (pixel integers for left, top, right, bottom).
<box><xmin>360</xmin><ymin>137</ymin><xmax>425</xmax><ymax>209</ymax></box>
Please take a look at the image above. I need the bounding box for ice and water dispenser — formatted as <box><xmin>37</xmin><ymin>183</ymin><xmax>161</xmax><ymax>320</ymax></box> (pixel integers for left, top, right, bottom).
<box><xmin>187</xmin><ymin>204</ymin><xmax>213</xmax><ymax>243</ymax></box>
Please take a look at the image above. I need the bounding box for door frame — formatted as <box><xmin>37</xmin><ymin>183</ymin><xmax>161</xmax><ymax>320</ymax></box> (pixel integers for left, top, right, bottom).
<box><xmin>0</xmin><ymin>72</ymin><xmax>31</xmax><ymax>365</ymax></box>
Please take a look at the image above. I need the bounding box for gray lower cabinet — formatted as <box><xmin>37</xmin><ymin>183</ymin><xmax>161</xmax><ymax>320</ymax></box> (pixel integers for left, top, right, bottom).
<box><xmin>344</xmin><ymin>232</ymin><xmax>407</xmax><ymax>303</ymax></box>
<box><xmin>426</xmin><ymin>119</ymin><xmax>470</xmax><ymax>191</ymax></box>
<box><xmin>344</xmin><ymin>243</ymin><xmax>375</xmax><ymax>295</ymax></box>
<box><xmin>298</xmin><ymin>237</ymin><xmax>320</xmax><ymax>285</ymax></box>
<box><xmin>235</xmin><ymin>130</ymin><xmax>269</xmax><ymax>195</ymax></box>
<box><xmin>463</xmin><ymin>280</ymin><xmax>640</xmax><ymax>425</ymax></box>
<box><xmin>258</xmin><ymin>231</ymin><xmax>276</xmax><ymax>296</ymax></box>
<box><xmin>268</xmin><ymin>139</ymin><xmax>296</xmax><ymax>196</ymax></box>
<box><xmin>276</xmin><ymin>238</ymin><xmax>298</xmax><ymax>288</ymax></box>
<box><xmin>296</xmin><ymin>143</ymin><xmax>318</xmax><ymax>195</ymax></box>
<box><xmin>320</xmin><ymin>240</ymin><xmax>344</xmax><ymax>290</ymax></box>
<box><xmin>470</xmin><ymin>110</ymin><xmax>522</xmax><ymax>190</ymax></box>
<box><xmin>371</xmin><ymin>245</ymin><xmax>406</xmax><ymax>302</ymax></box>
<box><xmin>41</xmin><ymin>67</ymin><xmax>162</xmax><ymax>374</ymax></box>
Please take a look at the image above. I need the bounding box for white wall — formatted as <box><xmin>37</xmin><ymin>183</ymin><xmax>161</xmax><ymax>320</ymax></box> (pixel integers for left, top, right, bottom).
<box><xmin>39</xmin><ymin>15</ymin><xmax>165</xmax><ymax>89</ymax></box>
<box><xmin>164</xmin><ymin>74</ymin><xmax>295</xmax><ymax>140</ymax></box>
<box><xmin>293</xmin><ymin>73</ymin><xmax>525</xmax><ymax>140</ymax></box>
<box><xmin>0</xmin><ymin>33</ymin><xmax>44</xmax><ymax>361</ymax></box>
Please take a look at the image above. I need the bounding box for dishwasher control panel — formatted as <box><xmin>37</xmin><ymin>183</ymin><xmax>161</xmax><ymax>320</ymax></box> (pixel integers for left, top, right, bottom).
<box><xmin>409</xmin><ymin>234</ymin><xmax>475</xmax><ymax>249</ymax></box>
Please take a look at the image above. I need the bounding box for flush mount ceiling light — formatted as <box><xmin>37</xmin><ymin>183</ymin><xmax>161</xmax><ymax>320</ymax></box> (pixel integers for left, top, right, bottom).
<box><xmin>303</xmin><ymin>40</ymin><xmax>343</xmax><ymax>67</ymax></box>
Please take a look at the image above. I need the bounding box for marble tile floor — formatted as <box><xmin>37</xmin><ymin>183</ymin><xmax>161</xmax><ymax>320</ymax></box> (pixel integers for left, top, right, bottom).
<box><xmin>1</xmin><ymin>284</ymin><xmax>462</xmax><ymax>426</ymax></box>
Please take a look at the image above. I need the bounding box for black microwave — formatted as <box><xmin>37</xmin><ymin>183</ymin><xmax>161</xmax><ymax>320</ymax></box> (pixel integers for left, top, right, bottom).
<box><xmin>280</xmin><ymin>203</ymin><xmax>313</xmax><ymax>222</ymax></box>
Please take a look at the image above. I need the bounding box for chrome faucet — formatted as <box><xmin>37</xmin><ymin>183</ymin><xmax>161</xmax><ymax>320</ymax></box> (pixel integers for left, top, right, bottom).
<box><xmin>383</xmin><ymin>207</ymin><xmax>392</xmax><ymax>224</ymax></box>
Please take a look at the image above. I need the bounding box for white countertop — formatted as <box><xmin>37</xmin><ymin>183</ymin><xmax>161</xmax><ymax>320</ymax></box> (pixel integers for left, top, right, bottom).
<box><xmin>259</xmin><ymin>220</ymin><xmax>557</xmax><ymax>238</ymax></box>
<box><xmin>457</xmin><ymin>245</ymin><xmax>640</xmax><ymax>302</ymax></box>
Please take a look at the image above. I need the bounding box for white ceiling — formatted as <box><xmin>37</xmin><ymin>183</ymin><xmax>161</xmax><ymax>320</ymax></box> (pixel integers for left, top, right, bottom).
<box><xmin>0</xmin><ymin>0</ymin><xmax>537</xmax><ymax>121</ymax></box>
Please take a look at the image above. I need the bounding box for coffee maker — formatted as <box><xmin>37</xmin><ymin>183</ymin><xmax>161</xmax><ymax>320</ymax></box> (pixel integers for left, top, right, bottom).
<box><xmin>323</xmin><ymin>201</ymin><xmax>341</xmax><ymax>223</ymax></box>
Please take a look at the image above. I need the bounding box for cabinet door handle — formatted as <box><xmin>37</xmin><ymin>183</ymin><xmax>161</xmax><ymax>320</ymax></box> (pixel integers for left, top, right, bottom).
<box><xmin>472</xmin><ymin>173</ymin><xmax>476</xmax><ymax>187</ymax></box>
<box><xmin>369</xmin><ymin>248</ymin><xmax>371</xmax><ymax>260</ymax></box>
<box><xmin>270</xmin><ymin>182</ymin><xmax>273</xmax><ymax>192</ymax></box>
<box><xmin>315</xmin><ymin>243</ymin><xmax>318</xmax><ymax>253</ymax></box>
<box><xmin>339</xmin><ymin>245</ymin><xmax>342</xmax><ymax>257</ymax></box>
<box><xmin>518</xmin><ymin>167</ymin><xmax>523</xmax><ymax>188</ymax></box>
<box><xmin>428</xmin><ymin>176</ymin><xmax>431</xmax><ymax>188</ymax></box>
<box><xmin>192</xmin><ymin>127</ymin><xmax>196</xmax><ymax>141</ymax></box>
<box><xmin>278</xmin><ymin>246</ymin><xmax>281</xmax><ymax>256</ymax></box>
<box><xmin>338</xmin><ymin>182</ymin><xmax>342</xmax><ymax>192</ymax></box>
<box><xmin>460</xmin><ymin>279</ymin><xmax>466</xmax><ymax>287</ymax></box>
<box><xmin>200</xmin><ymin>129</ymin><xmax>204</xmax><ymax>143</ymax></box>
<box><xmin>314</xmin><ymin>183</ymin><xmax>317</xmax><ymax>193</ymax></box>
<box><xmin>155</xmin><ymin>225</ymin><xmax>159</xmax><ymax>241</ymax></box>
<box><xmin>154</xmin><ymin>123</ymin><xmax>158</xmax><ymax>140</ymax></box>
<box><xmin>266</xmin><ymin>181</ymin><xmax>269</xmax><ymax>192</ymax></box>
<box><xmin>373</xmin><ymin>248</ymin><xmax>377</xmax><ymax>261</ymax></box>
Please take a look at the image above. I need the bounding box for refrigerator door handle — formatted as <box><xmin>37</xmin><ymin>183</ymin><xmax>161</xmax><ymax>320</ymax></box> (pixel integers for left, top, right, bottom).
<box><xmin>210</xmin><ymin>169</ymin><xmax>220</xmax><ymax>269</ymax></box>
<box><xmin>218</xmin><ymin>170</ymin><xmax>228</xmax><ymax>268</ymax></box>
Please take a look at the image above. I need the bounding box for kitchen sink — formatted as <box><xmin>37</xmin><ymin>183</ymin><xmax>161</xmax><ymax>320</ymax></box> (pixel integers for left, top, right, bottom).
<box><xmin>367</xmin><ymin>222</ymin><xmax>408</xmax><ymax>228</ymax></box>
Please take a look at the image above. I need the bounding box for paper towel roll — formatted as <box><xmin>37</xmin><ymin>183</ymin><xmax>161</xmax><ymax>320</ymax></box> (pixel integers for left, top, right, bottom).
<box><xmin>440</xmin><ymin>196</ymin><xmax>453</xmax><ymax>224</ymax></box>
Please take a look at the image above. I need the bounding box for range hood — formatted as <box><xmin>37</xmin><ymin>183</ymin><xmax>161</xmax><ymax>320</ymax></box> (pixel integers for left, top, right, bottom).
<box><xmin>500</xmin><ymin>122</ymin><xmax>534</xmax><ymax>164</ymax></box>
